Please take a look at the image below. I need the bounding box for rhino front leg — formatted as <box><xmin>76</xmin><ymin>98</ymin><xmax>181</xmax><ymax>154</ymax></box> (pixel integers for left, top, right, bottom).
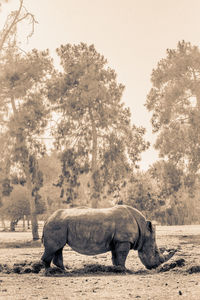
<box><xmin>111</xmin><ymin>242</ymin><xmax>131</xmax><ymax>268</ymax></box>
<box><xmin>52</xmin><ymin>247</ymin><xmax>65</xmax><ymax>270</ymax></box>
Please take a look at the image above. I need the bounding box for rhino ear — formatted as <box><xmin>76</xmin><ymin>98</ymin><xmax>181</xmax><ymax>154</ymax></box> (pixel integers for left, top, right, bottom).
<box><xmin>146</xmin><ymin>220</ymin><xmax>153</xmax><ymax>232</ymax></box>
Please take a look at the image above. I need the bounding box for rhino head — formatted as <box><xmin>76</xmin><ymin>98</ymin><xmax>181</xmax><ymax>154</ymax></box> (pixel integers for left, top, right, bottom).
<box><xmin>138</xmin><ymin>221</ymin><xmax>175</xmax><ymax>270</ymax></box>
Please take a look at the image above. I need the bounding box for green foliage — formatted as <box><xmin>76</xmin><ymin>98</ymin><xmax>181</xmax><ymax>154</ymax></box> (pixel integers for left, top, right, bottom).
<box><xmin>1</xmin><ymin>178</ymin><xmax>13</xmax><ymax>196</ymax></box>
<box><xmin>0</xmin><ymin>47</ymin><xmax>53</xmax><ymax>166</ymax></box>
<box><xmin>0</xmin><ymin>184</ymin><xmax>45</xmax><ymax>221</ymax></box>
<box><xmin>48</xmin><ymin>43</ymin><xmax>149</xmax><ymax>205</ymax></box>
<box><xmin>0</xmin><ymin>1</ymin><xmax>49</xmax><ymax>239</ymax></box>
<box><xmin>149</xmin><ymin>160</ymin><xmax>183</xmax><ymax>198</ymax></box>
<box><xmin>125</xmin><ymin>172</ymin><xmax>163</xmax><ymax>217</ymax></box>
<box><xmin>39</xmin><ymin>152</ymin><xmax>61</xmax><ymax>183</ymax></box>
<box><xmin>154</xmin><ymin>185</ymin><xmax>200</xmax><ymax>225</ymax></box>
<box><xmin>56</xmin><ymin>149</ymin><xmax>89</xmax><ymax>204</ymax></box>
<box><xmin>123</xmin><ymin>167</ymin><xmax>200</xmax><ymax>225</ymax></box>
<box><xmin>11</xmin><ymin>174</ymin><xmax>26</xmax><ymax>186</ymax></box>
<box><xmin>94</xmin><ymin>134</ymin><xmax>131</xmax><ymax>197</ymax></box>
<box><xmin>0</xmin><ymin>47</ymin><xmax>52</xmax><ymax>162</ymax></box>
<box><xmin>39</xmin><ymin>153</ymin><xmax>63</xmax><ymax>211</ymax></box>
<box><xmin>0</xmin><ymin>46</ymin><xmax>51</xmax><ymax>221</ymax></box>
<box><xmin>29</xmin><ymin>155</ymin><xmax>44</xmax><ymax>206</ymax></box>
<box><xmin>2</xmin><ymin>185</ymin><xmax>30</xmax><ymax>219</ymax></box>
<box><xmin>48</xmin><ymin>43</ymin><xmax>128</xmax><ymax>144</ymax></box>
<box><xmin>146</xmin><ymin>40</ymin><xmax>200</xmax><ymax>173</ymax></box>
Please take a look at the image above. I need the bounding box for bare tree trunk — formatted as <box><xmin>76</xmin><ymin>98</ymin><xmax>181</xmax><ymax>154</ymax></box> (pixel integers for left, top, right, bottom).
<box><xmin>10</xmin><ymin>218</ymin><xmax>19</xmax><ymax>232</ymax></box>
<box><xmin>44</xmin><ymin>193</ymin><xmax>51</xmax><ymax>217</ymax></box>
<box><xmin>25</xmin><ymin>166</ymin><xmax>39</xmax><ymax>239</ymax></box>
<box><xmin>10</xmin><ymin>220</ymin><xmax>16</xmax><ymax>232</ymax></box>
<box><xmin>22</xmin><ymin>215</ymin><xmax>25</xmax><ymax>231</ymax></box>
<box><xmin>89</xmin><ymin>109</ymin><xmax>99</xmax><ymax>208</ymax></box>
<box><xmin>196</xmin><ymin>92</ymin><xmax>200</xmax><ymax>110</ymax></box>
<box><xmin>27</xmin><ymin>215</ymin><xmax>30</xmax><ymax>229</ymax></box>
<box><xmin>1</xmin><ymin>217</ymin><xmax>6</xmax><ymax>231</ymax></box>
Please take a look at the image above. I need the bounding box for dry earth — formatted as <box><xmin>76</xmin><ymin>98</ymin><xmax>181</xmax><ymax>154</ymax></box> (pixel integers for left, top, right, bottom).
<box><xmin>0</xmin><ymin>225</ymin><xmax>200</xmax><ymax>300</ymax></box>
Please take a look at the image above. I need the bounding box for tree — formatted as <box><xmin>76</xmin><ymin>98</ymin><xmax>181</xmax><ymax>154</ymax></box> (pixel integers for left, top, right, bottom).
<box><xmin>149</xmin><ymin>160</ymin><xmax>183</xmax><ymax>198</ymax></box>
<box><xmin>0</xmin><ymin>46</ymin><xmax>53</xmax><ymax>239</ymax></box>
<box><xmin>56</xmin><ymin>149</ymin><xmax>87</xmax><ymax>206</ymax></box>
<box><xmin>1</xmin><ymin>185</ymin><xmax>30</xmax><ymax>231</ymax></box>
<box><xmin>0</xmin><ymin>0</ymin><xmax>50</xmax><ymax>239</ymax></box>
<box><xmin>146</xmin><ymin>41</ymin><xmax>200</xmax><ymax>173</ymax></box>
<box><xmin>0</xmin><ymin>184</ymin><xmax>45</xmax><ymax>231</ymax></box>
<box><xmin>0</xmin><ymin>133</ymin><xmax>13</xmax><ymax>228</ymax></box>
<box><xmin>48</xmin><ymin>43</ymin><xmax>149</xmax><ymax>207</ymax></box>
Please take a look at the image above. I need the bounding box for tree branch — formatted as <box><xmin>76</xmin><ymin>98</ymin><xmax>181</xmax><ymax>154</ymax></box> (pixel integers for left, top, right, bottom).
<box><xmin>0</xmin><ymin>0</ymin><xmax>23</xmax><ymax>50</ymax></box>
<box><xmin>0</xmin><ymin>0</ymin><xmax>38</xmax><ymax>50</ymax></box>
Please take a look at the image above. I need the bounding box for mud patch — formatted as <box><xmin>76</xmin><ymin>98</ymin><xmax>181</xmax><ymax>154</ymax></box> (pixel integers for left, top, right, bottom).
<box><xmin>0</xmin><ymin>258</ymin><xmax>197</xmax><ymax>277</ymax></box>
<box><xmin>0</xmin><ymin>261</ymin><xmax>44</xmax><ymax>274</ymax></box>
<box><xmin>45</xmin><ymin>264</ymin><xmax>132</xmax><ymax>277</ymax></box>
<box><xmin>158</xmin><ymin>258</ymin><xmax>185</xmax><ymax>272</ymax></box>
<box><xmin>44</xmin><ymin>266</ymin><xmax>66</xmax><ymax>276</ymax></box>
<box><xmin>0</xmin><ymin>261</ymin><xmax>133</xmax><ymax>276</ymax></box>
<box><xmin>187</xmin><ymin>265</ymin><xmax>200</xmax><ymax>274</ymax></box>
<box><xmin>71</xmin><ymin>264</ymin><xmax>131</xmax><ymax>275</ymax></box>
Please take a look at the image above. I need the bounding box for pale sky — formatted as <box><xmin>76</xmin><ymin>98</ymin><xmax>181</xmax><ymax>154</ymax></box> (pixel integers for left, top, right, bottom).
<box><xmin>1</xmin><ymin>0</ymin><xmax>200</xmax><ymax>169</ymax></box>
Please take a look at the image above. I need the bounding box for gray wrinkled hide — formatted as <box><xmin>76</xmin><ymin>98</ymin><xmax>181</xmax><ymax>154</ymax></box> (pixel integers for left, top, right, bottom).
<box><xmin>41</xmin><ymin>205</ymin><xmax>173</xmax><ymax>270</ymax></box>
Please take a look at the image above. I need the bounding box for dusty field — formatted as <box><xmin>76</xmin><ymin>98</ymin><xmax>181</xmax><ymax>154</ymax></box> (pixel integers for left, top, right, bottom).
<box><xmin>0</xmin><ymin>225</ymin><xmax>200</xmax><ymax>300</ymax></box>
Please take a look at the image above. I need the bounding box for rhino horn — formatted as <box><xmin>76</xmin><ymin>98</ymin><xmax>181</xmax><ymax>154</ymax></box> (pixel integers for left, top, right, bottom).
<box><xmin>159</xmin><ymin>249</ymin><xmax>177</xmax><ymax>264</ymax></box>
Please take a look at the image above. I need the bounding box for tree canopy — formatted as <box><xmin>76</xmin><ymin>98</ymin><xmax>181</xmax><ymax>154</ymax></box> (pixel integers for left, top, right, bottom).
<box><xmin>48</xmin><ymin>43</ymin><xmax>149</xmax><ymax>206</ymax></box>
<box><xmin>146</xmin><ymin>41</ymin><xmax>200</xmax><ymax>173</ymax></box>
<box><xmin>0</xmin><ymin>0</ymin><xmax>53</xmax><ymax>238</ymax></box>
<box><xmin>0</xmin><ymin>46</ymin><xmax>53</xmax><ymax>238</ymax></box>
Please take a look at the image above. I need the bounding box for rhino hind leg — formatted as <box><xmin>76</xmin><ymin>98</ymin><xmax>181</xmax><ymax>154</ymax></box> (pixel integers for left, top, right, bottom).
<box><xmin>41</xmin><ymin>250</ymin><xmax>54</xmax><ymax>269</ymax></box>
<box><xmin>52</xmin><ymin>247</ymin><xmax>65</xmax><ymax>270</ymax></box>
<box><xmin>111</xmin><ymin>242</ymin><xmax>131</xmax><ymax>268</ymax></box>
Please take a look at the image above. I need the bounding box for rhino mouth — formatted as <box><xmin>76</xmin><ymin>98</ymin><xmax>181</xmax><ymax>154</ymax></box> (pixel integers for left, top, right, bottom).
<box><xmin>146</xmin><ymin>263</ymin><xmax>161</xmax><ymax>270</ymax></box>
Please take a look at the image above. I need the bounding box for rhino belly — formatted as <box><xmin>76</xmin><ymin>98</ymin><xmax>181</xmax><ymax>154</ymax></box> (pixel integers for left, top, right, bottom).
<box><xmin>66</xmin><ymin>222</ymin><xmax>114</xmax><ymax>255</ymax></box>
<box><xmin>68</xmin><ymin>241</ymin><xmax>111</xmax><ymax>255</ymax></box>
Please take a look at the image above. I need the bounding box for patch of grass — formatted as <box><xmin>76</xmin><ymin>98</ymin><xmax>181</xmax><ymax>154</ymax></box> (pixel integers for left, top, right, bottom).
<box><xmin>178</xmin><ymin>235</ymin><xmax>200</xmax><ymax>245</ymax></box>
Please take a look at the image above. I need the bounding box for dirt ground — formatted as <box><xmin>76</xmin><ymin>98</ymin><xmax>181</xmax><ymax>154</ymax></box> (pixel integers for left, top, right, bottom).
<box><xmin>0</xmin><ymin>225</ymin><xmax>200</xmax><ymax>300</ymax></box>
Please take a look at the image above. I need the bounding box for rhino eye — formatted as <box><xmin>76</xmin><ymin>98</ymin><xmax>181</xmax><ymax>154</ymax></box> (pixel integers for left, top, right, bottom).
<box><xmin>146</xmin><ymin>221</ymin><xmax>153</xmax><ymax>232</ymax></box>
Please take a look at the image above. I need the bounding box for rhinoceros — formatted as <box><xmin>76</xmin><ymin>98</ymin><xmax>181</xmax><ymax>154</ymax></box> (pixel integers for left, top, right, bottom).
<box><xmin>41</xmin><ymin>205</ymin><xmax>175</xmax><ymax>271</ymax></box>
